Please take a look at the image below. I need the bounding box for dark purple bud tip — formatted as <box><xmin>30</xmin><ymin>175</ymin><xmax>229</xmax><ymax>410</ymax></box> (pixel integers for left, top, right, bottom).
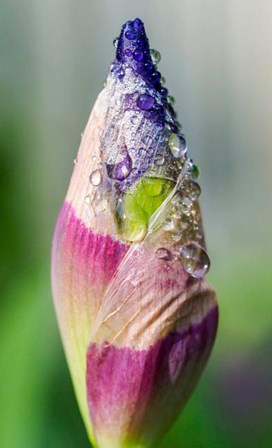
<box><xmin>115</xmin><ymin>19</ymin><xmax>162</xmax><ymax>90</ymax></box>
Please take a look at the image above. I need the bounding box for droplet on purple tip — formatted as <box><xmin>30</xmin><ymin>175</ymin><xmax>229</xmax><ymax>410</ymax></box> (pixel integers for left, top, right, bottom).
<box><xmin>125</xmin><ymin>48</ymin><xmax>132</xmax><ymax>57</ymax></box>
<box><xmin>133</xmin><ymin>18</ymin><xmax>144</xmax><ymax>31</ymax></box>
<box><xmin>133</xmin><ymin>49</ymin><xmax>144</xmax><ymax>61</ymax></box>
<box><xmin>137</xmin><ymin>94</ymin><xmax>155</xmax><ymax>111</ymax></box>
<box><xmin>106</xmin><ymin>152</ymin><xmax>132</xmax><ymax>182</ymax></box>
<box><xmin>125</xmin><ymin>30</ymin><xmax>135</xmax><ymax>40</ymax></box>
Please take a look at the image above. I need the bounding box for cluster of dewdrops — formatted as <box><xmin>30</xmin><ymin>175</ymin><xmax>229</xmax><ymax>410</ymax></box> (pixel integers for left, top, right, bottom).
<box><xmin>85</xmin><ymin>35</ymin><xmax>210</xmax><ymax>279</ymax></box>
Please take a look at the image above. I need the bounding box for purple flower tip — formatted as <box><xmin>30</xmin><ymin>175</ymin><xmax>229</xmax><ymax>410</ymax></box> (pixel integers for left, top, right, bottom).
<box><xmin>115</xmin><ymin>18</ymin><xmax>162</xmax><ymax>91</ymax></box>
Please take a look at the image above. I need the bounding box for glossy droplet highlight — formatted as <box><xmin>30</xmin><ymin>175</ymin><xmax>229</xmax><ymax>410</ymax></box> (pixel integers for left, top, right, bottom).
<box><xmin>125</xmin><ymin>30</ymin><xmax>135</xmax><ymax>40</ymax></box>
<box><xmin>137</xmin><ymin>94</ymin><xmax>155</xmax><ymax>111</ymax></box>
<box><xmin>142</xmin><ymin>135</ymin><xmax>153</xmax><ymax>145</ymax></box>
<box><xmin>89</xmin><ymin>169</ymin><xmax>102</xmax><ymax>186</ymax></box>
<box><xmin>133</xmin><ymin>49</ymin><xmax>144</xmax><ymax>61</ymax></box>
<box><xmin>179</xmin><ymin>242</ymin><xmax>210</xmax><ymax>278</ymax></box>
<box><xmin>150</xmin><ymin>48</ymin><xmax>161</xmax><ymax>64</ymax></box>
<box><xmin>156</xmin><ymin>247</ymin><xmax>173</xmax><ymax>261</ymax></box>
<box><xmin>188</xmin><ymin>181</ymin><xmax>201</xmax><ymax>201</ymax></box>
<box><xmin>84</xmin><ymin>194</ymin><xmax>91</xmax><ymax>205</ymax></box>
<box><xmin>155</xmin><ymin>155</ymin><xmax>165</xmax><ymax>166</ymax></box>
<box><xmin>107</xmin><ymin>153</ymin><xmax>132</xmax><ymax>181</ymax></box>
<box><xmin>113</xmin><ymin>37</ymin><xmax>119</xmax><ymax>48</ymax></box>
<box><xmin>168</xmin><ymin>133</ymin><xmax>187</xmax><ymax>158</ymax></box>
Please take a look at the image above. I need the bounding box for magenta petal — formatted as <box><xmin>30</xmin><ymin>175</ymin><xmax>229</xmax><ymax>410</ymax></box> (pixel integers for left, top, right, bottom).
<box><xmin>87</xmin><ymin>308</ymin><xmax>218</xmax><ymax>447</ymax></box>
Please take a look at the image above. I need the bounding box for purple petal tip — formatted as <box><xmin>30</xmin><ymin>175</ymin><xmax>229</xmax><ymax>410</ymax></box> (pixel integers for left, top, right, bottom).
<box><xmin>114</xmin><ymin>18</ymin><xmax>163</xmax><ymax>92</ymax></box>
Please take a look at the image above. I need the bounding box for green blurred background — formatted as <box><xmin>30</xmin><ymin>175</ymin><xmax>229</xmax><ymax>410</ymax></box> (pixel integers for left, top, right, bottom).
<box><xmin>1</xmin><ymin>1</ymin><xmax>271</xmax><ymax>447</ymax></box>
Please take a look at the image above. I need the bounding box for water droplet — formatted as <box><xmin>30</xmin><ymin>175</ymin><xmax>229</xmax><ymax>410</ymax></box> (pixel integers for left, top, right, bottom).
<box><xmin>163</xmin><ymin>219</ymin><xmax>175</xmax><ymax>232</ymax></box>
<box><xmin>89</xmin><ymin>169</ymin><xmax>102</xmax><ymax>186</ymax></box>
<box><xmin>73</xmin><ymin>158</ymin><xmax>77</xmax><ymax>165</ymax></box>
<box><xmin>84</xmin><ymin>194</ymin><xmax>91</xmax><ymax>205</ymax></box>
<box><xmin>185</xmin><ymin>158</ymin><xmax>194</xmax><ymax>173</ymax></box>
<box><xmin>151</xmin><ymin>71</ymin><xmax>161</xmax><ymax>82</ymax></box>
<box><xmin>156</xmin><ymin>247</ymin><xmax>173</xmax><ymax>261</ymax></box>
<box><xmin>142</xmin><ymin>134</ymin><xmax>153</xmax><ymax>145</ymax></box>
<box><xmin>113</xmin><ymin>37</ymin><xmax>119</xmax><ymax>48</ymax></box>
<box><xmin>125</xmin><ymin>30</ymin><xmax>135</xmax><ymax>40</ymax></box>
<box><xmin>131</xmin><ymin>115</ymin><xmax>139</xmax><ymax>125</ymax></box>
<box><xmin>155</xmin><ymin>155</ymin><xmax>165</xmax><ymax>166</ymax></box>
<box><xmin>167</xmin><ymin>95</ymin><xmax>175</xmax><ymax>104</ymax></box>
<box><xmin>179</xmin><ymin>242</ymin><xmax>210</xmax><ymax>278</ymax></box>
<box><xmin>137</xmin><ymin>94</ymin><xmax>155</xmax><ymax>111</ymax></box>
<box><xmin>133</xmin><ymin>48</ymin><xmax>144</xmax><ymax>61</ymax></box>
<box><xmin>192</xmin><ymin>164</ymin><xmax>200</xmax><ymax>179</ymax></box>
<box><xmin>188</xmin><ymin>181</ymin><xmax>201</xmax><ymax>201</ymax></box>
<box><xmin>92</xmin><ymin>155</ymin><xmax>97</xmax><ymax>161</ymax></box>
<box><xmin>168</xmin><ymin>133</ymin><xmax>187</xmax><ymax>158</ymax></box>
<box><xmin>150</xmin><ymin>49</ymin><xmax>161</xmax><ymax>64</ymax></box>
<box><xmin>107</xmin><ymin>152</ymin><xmax>132</xmax><ymax>181</ymax></box>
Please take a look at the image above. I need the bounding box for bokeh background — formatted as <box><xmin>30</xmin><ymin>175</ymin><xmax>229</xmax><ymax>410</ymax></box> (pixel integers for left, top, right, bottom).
<box><xmin>1</xmin><ymin>1</ymin><xmax>271</xmax><ymax>447</ymax></box>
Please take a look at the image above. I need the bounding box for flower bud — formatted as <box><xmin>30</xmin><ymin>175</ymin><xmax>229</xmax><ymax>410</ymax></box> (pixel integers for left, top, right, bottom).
<box><xmin>51</xmin><ymin>17</ymin><xmax>218</xmax><ymax>448</ymax></box>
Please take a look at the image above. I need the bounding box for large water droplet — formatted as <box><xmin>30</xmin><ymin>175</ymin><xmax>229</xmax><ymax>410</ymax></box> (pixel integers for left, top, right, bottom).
<box><xmin>168</xmin><ymin>133</ymin><xmax>187</xmax><ymax>158</ymax></box>
<box><xmin>150</xmin><ymin>48</ymin><xmax>161</xmax><ymax>64</ymax></box>
<box><xmin>89</xmin><ymin>169</ymin><xmax>102</xmax><ymax>186</ymax></box>
<box><xmin>107</xmin><ymin>152</ymin><xmax>132</xmax><ymax>181</ymax></box>
<box><xmin>84</xmin><ymin>194</ymin><xmax>91</xmax><ymax>205</ymax></box>
<box><xmin>188</xmin><ymin>181</ymin><xmax>201</xmax><ymax>201</ymax></box>
<box><xmin>156</xmin><ymin>247</ymin><xmax>173</xmax><ymax>261</ymax></box>
<box><xmin>137</xmin><ymin>94</ymin><xmax>155</xmax><ymax>111</ymax></box>
<box><xmin>179</xmin><ymin>242</ymin><xmax>210</xmax><ymax>278</ymax></box>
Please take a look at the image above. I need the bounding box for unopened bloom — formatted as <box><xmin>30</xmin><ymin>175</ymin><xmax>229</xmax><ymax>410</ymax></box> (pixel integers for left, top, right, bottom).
<box><xmin>51</xmin><ymin>18</ymin><xmax>218</xmax><ymax>448</ymax></box>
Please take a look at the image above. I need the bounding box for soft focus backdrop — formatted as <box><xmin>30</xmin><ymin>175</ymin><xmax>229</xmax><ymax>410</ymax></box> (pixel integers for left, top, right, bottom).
<box><xmin>1</xmin><ymin>1</ymin><xmax>271</xmax><ymax>447</ymax></box>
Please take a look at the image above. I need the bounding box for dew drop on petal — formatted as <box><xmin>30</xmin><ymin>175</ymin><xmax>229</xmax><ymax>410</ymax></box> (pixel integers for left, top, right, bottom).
<box><xmin>137</xmin><ymin>94</ymin><xmax>155</xmax><ymax>111</ymax></box>
<box><xmin>179</xmin><ymin>242</ymin><xmax>210</xmax><ymax>278</ymax></box>
<box><xmin>89</xmin><ymin>169</ymin><xmax>102</xmax><ymax>186</ymax></box>
<box><xmin>167</xmin><ymin>95</ymin><xmax>176</xmax><ymax>104</ymax></box>
<box><xmin>125</xmin><ymin>30</ymin><xmax>135</xmax><ymax>40</ymax></box>
<box><xmin>150</xmin><ymin>48</ymin><xmax>161</xmax><ymax>64</ymax></box>
<box><xmin>84</xmin><ymin>194</ymin><xmax>91</xmax><ymax>205</ymax></box>
<box><xmin>113</xmin><ymin>37</ymin><xmax>119</xmax><ymax>48</ymax></box>
<box><xmin>155</xmin><ymin>155</ymin><xmax>165</xmax><ymax>166</ymax></box>
<box><xmin>163</xmin><ymin>219</ymin><xmax>176</xmax><ymax>232</ymax></box>
<box><xmin>156</xmin><ymin>247</ymin><xmax>173</xmax><ymax>261</ymax></box>
<box><xmin>131</xmin><ymin>115</ymin><xmax>139</xmax><ymax>125</ymax></box>
<box><xmin>133</xmin><ymin>49</ymin><xmax>144</xmax><ymax>61</ymax></box>
<box><xmin>142</xmin><ymin>134</ymin><xmax>153</xmax><ymax>145</ymax></box>
<box><xmin>168</xmin><ymin>133</ymin><xmax>187</xmax><ymax>158</ymax></box>
<box><xmin>188</xmin><ymin>181</ymin><xmax>201</xmax><ymax>201</ymax></box>
<box><xmin>107</xmin><ymin>153</ymin><xmax>132</xmax><ymax>181</ymax></box>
